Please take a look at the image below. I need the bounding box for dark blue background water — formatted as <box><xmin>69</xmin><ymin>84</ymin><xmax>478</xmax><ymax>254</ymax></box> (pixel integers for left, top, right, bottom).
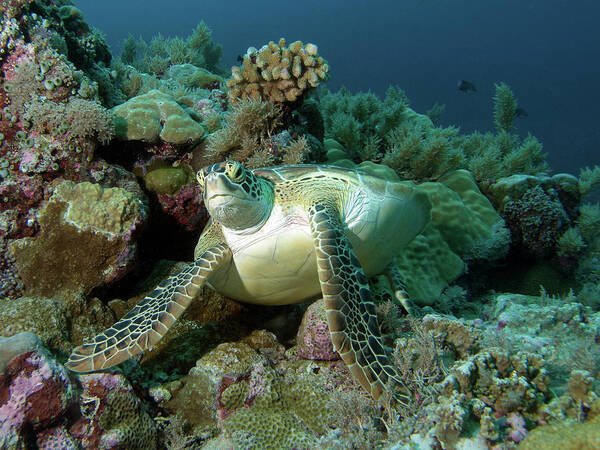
<box><xmin>78</xmin><ymin>0</ymin><xmax>599</xmax><ymax>176</ymax></box>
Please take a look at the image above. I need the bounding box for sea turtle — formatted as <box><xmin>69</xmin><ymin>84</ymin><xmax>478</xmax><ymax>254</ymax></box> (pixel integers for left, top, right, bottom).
<box><xmin>66</xmin><ymin>161</ymin><xmax>431</xmax><ymax>401</ymax></box>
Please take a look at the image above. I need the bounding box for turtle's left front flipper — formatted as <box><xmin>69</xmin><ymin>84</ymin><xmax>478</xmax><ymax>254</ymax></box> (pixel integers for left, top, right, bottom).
<box><xmin>66</xmin><ymin>244</ymin><xmax>231</xmax><ymax>373</ymax></box>
<box><xmin>309</xmin><ymin>204</ymin><xmax>410</xmax><ymax>404</ymax></box>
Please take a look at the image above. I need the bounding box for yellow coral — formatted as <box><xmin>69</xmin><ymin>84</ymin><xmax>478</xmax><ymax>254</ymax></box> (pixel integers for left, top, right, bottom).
<box><xmin>227</xmin><ymin>38</ymin><xmax>329</xmax><ymax>104</ymax></box>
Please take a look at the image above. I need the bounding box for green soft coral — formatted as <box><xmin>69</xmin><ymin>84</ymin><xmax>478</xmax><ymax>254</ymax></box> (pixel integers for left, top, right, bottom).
<box><xmin>493</xmin><ymin>82</ymin><xmax>517</xmax><ymax>133</ymax></box>
<box><xmin>120</xmin><ymin>22</ymin><xmax>224</xmax><ymax>75</ymax></box>
<box><xmin>319</xmin><ymin>86</ymin><xmax>414</xmax><ymax>159</ymax></box>
<box><xmin>320</xmin><ymin>85</ymin><xmax>548</xmax><ymax>183</ymax></box>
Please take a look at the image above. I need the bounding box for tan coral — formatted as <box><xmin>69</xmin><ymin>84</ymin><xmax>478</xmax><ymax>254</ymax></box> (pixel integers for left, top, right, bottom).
<box><xmin>227</xmin><ymin>38</ymin><xmax>329</xmax><ymax>104</ymax></box>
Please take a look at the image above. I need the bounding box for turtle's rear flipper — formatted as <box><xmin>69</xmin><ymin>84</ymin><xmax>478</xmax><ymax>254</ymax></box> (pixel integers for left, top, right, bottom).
<box><xmin>383</xmin><ymin>259</ymin><xmax>416</xmax><ymax>317</ymax></box>
<box><xmin>309</xmin><ymin>204</ymin><xmax>410</xmax><ymax>404</ymax></box>
<box><xmin>65</xmin><ymin>244</ymin><xmax>231</xmax><ymax>373</ymax></box>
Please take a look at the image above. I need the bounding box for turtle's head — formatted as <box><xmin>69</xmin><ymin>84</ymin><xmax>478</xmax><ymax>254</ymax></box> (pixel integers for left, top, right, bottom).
<box><xmin>197</xmin><ymin>161</ymin><xmax>273</xmax><ymax>231</ymax></box>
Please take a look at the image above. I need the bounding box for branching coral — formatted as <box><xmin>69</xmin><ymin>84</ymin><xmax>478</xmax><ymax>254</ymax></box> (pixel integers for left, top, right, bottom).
<box><xmin>227</xmin><ymin>38</ymin><xmax>329</xmax><ymax>105</ymax></box>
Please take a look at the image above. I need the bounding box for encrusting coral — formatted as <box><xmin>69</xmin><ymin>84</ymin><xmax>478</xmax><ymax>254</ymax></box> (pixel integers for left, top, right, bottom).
<box><xmin>227</xmin><ymin>38</ymin><xmax>329</xmax><ymax>104</ymax></box>
<box><xmin>9</xmin><ymin>180</ymin><xmax>148</xmax><ymax>301</ymax></box>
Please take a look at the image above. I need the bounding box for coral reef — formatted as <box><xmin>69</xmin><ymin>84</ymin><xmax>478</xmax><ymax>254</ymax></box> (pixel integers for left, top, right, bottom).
<box><xmin>482</xmin><ymin>293</ymin><xmax>600</xmax><ymax>383</ymax></box>
<box><xmin>503</xmin><ymin>185</ymin><xmax>568</xmax><ymax>258</ymax></box>
<box><xmin>0</xmin><ymin>296</ymin><xmax>70</xmax><ymax>353</ymax></box>
<box><xmin>0</xmin><ymin>338</ymin><xmax>158</xmax><ymax>449</ymax></box>
<box><xmin>227</xmin><ymin>38</ymin><xmax>329</xmax><ymax>104</ymax></box>
<box><xmin>395</xmin><ymin>170</ymin><xmax>509</xmax><ymax>304</ymax></box>
<box><xmin>70</xmin><ymin>372</ymin><xmax>158</xmax><ymax>449</ymax></box>
<box><xmin>321</xmin><ymin>85</ymin><xmax>548</xmax><ymax>183</ymax></box>
<box><xmin>1</xmin><ymin>2</ymin><xmax>599</xmax><ymax>449</ymax></box>
<box><xmin>319</xmin><ymin>86</ymin><xmax>416</xmax><ymax>159</ymax></box>
<box><xmin>155</xmin><ymin>328</ymin><xmax>349</xmax><ymax>448</ymax></box>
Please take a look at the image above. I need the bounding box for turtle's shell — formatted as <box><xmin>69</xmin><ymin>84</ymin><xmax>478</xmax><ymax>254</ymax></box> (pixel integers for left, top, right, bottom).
<box><xmin>195</xmin><ymin>164</ymin><xmax>430</xmax><ymax>305</ymax></box>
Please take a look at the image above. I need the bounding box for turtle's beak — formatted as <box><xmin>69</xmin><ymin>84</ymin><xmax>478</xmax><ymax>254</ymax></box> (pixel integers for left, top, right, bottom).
<box><xmin>205</xmin><ymin>173</ymin><xmax>237</xmax><ymax>196</ymax></box>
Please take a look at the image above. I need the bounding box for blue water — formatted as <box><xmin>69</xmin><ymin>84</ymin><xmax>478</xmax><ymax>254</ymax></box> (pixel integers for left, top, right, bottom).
<box><xmin>78</xmin><ymin>0</ymin><xmax>600</xmax><ymax>175</ymax></box>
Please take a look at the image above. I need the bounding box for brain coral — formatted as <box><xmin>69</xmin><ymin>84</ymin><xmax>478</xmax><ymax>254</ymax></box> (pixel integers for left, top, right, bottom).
<box><xmin>227</xmin><ymin>38</ymin><xmax>329</xmax><ymax>104</ymax></box>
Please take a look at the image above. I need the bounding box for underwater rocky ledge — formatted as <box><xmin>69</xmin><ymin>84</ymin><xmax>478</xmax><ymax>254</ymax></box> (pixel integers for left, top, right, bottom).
<box><xmin>1</xmin><ymin>1</ymin><xmax>600</xmax><ymax>449</ymax></box>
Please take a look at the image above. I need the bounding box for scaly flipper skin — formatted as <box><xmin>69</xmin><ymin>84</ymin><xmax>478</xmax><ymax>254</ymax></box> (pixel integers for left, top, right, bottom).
<box><xmin>384</xmin><ymin>259</ymin><xmax>415</xmax><ymax>316</ymax></box>
<box><xmin>65</xmin><ymin>244</ymin><xmax>231</xmax><ymax>372</ymax></box>
<box><xmin>309</xmin><ymin>204</ymin><xmax>410</xmax><ymax>404</ymax></box>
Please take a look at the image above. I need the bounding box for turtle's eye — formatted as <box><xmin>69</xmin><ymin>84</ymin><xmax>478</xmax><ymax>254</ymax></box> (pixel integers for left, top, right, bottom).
<box><xmin>226</xmin><ymin>161</ymin><xmax>244</xmax><ymax>182</ymax></box>
<box><xmin>196</xmin><ymin>170</ymin><xmax>205</xmax><ymax>189</ymax></box>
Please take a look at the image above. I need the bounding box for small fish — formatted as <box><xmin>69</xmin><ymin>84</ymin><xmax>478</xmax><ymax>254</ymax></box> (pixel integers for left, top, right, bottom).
<box><xmin>457</xmin><ymin>80</ymin><xmax>477</xmax><ymax>93</ymax></box>
<box><xmin>515</xmin><ymin>107</ymin><xmax>528</xmax><ymax>118</ymax></box>
<box><xmin>236</xmin><ymin>54</ymin><xmax>243</xmax><ymax>63</ymax></box>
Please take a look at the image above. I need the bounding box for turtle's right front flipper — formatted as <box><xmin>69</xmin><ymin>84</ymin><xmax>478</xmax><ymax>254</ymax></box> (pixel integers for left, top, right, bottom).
<box><xmin>66</xmin><ymin>244</ymin><xmax>232</xmax><ymax>373</ymax></box>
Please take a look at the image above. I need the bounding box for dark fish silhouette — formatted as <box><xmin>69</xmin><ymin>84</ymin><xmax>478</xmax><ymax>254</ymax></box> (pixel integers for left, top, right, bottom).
<box><xmin>457</xmin><ymin>80</ymin><xmax>477</xmax><ymax>93</ymax></box>
<box><xmin>236</xmin><ymin>54</ymin><xmax>243</xmax><ymax>63</ymax></box>
<box><xmin>515</xmin><ymin>107</ymin><xmax>528</xmax><ymax>118</ymax></box>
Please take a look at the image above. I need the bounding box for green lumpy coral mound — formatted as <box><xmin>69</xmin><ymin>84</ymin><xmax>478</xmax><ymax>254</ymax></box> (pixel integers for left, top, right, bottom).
<box><xmin>144</xmin><ymin>167</ymin><xmax>193</xmax><ymax>195</ymax></box>
<box><xmin>112</xmin><ymin>90</ymin><xmax>205</xmax><ymax>144</ymax></box>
